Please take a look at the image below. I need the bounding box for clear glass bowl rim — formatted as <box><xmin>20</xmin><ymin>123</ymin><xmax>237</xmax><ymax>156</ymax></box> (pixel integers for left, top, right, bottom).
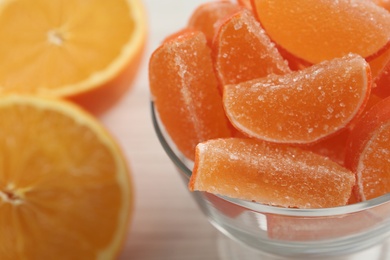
<box><xmin>151</xmin><ymin>101</ymin><xmax>390</xmax><ymax>217</ymax></box>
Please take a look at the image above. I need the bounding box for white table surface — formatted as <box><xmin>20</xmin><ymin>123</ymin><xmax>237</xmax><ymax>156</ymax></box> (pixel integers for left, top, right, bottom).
<box><xmin>98</xmin><ymin>1</ymin><xmax>221</xmax><ymax>259</ymax></box>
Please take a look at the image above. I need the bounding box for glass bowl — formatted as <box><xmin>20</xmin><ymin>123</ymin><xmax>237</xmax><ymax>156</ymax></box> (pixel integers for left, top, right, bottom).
<box><xmin>151</xmin><ymin>101</ymin><xmax>390</xmax><ymax>259</ymax></box>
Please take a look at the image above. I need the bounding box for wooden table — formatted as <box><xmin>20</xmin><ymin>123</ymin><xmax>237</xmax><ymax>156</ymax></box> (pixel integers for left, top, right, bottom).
<box><xmin>98</xmin><ymin>1</ymin><xmax>221</xmax><ymax>259</ymax></box>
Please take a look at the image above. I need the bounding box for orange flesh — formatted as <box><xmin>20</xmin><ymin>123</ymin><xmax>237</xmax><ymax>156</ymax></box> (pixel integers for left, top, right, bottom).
<box><xmin>213</xmin><ymin>9</ymin><xmax>290</xmax><ymax>87</ymax></box>
<box><xmin>223</xmin><ymin>54</ymin><xmax>371</xmax><ymax>144</ymax></box>
<box><xmin>345</xmin><ymin>97</ymin><xmax>390</xmax><ymax>201</ymax></box>
<box><xmin>0</xmin><ymin>97</ymin><xmax>130</xmax><ymax>259</ymax></box>
<box><xmin>252</xmin><ymin>0</ymin><xmax>390</xmax><ymax>64</ymax></box>
<box><xmin>189</xmin><ymin>138</ymin><xmax>355</xmax><ymax>209</ymax></box>
<box><xmin>0</xmin><ymin>0</ymin><xmax>135</xmax><ymax>97</ymax></box>
<box><xmin>187</xmin><ymin>1</ymin><xmax>241</xmax><ymax>45</ymax></box>
<box><xmin>149</xmin><ymin>30</ymin><xmax>231</xmax><ymax>160</ymax></box>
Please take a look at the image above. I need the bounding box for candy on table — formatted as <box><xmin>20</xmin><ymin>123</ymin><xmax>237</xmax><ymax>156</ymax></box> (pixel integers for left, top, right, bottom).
<box><xmin>212</xmin><ymin>9</ymin><xmax>290</xmax><ymax>88</ymax></box>
<box><xmin>189</xmin><ymin>138</ymin><xmax>355</xmax><ymax>209</ymax></box>
<box><xmin>345</xmin><ymin>97</ymin><xmax>390</xmax><ymax>202</ymax></box>
<box><xmin>223</xmin><ymin>54</ymin><xmax>371</xmax><ymax>144</ymax></box>
<box><xmin>149</xmin><ymin>30</ymin><xmax>232</xmax><ymax>160</ymax></box>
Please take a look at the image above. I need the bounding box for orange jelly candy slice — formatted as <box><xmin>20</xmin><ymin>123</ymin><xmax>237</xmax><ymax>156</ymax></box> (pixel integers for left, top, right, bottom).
<box><xmin>149</xmin><ymin>30</ymin><xmax>232</xmax><ymax>160</ymax></box>
<box><xmin>372</xmin><ymin>62</ymin><xmax>390</xmax><ymax>99</ymax></box>
<box><xmin>223</xmin><ymin>54</ymin><xmax>371</xmax><ymax>144</ymax></box>
<box><xmin>187</xmin><ymin>1</ymin><xmax>241</xmax><ymax>45</ymax></box>
<box><xmin>345</xmin><ymin>97</ymin><xmax>390</xmax><ymax>201</ymax></box>
<box><xmin>368</xmin><ymin>42</ymin><xmax>390</xmax><ymax>81</ymax></box>
<box><xmin>213</xmin><ymin>9</ymin><xmax>290</xmax><ymax>87</ymax></box>
<box><xmin>189</xmin><ymin>138</ymin><xmax>355</xmax><ymax>208</ymax></box>
<box><xmin>251</xmin><ymin>0</ymin><xmax>390</xmax><ymax>64</ymax></box>
<box><xmin>372</xmin><ymin>0</ymin><xmax>390</xmax><ymax>11</ymax></box>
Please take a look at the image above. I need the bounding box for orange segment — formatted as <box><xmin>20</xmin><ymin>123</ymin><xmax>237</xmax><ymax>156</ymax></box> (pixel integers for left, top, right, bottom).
<box><xmin>0</xmin><ymin>0</ymin><xmax>146</xmax><ymax>111</ymax></box>
<box><xmin>149</xmin><ymin>30</ymin><xmax>232</xmax><ymax>160</ymax></box>
<box><xmin>213</xmin><ymin>9</ymin><xmax>290</xmax><ymax>87</ymax></box>
<box><xmin>251</xmin><ymin>0</ymin><xmax>390</xmax><ymax>64</ymax></box>
<box><xmin>345</xmin><ymin>96</ymin><xmax>390</xmax><ymax>201</ymax></box>
<box><xmin>223</xmin><ymin>54</ymin><xmax>371</xmax><ymax>144</ymax></box>
<box><xmin>0</xmin><ymin>95</ymin><xmax>132</xmax><ymax>259</ymax></box>
<box><xmin>187</xmin><ymin>1</ymin><xmax>241</xmax><ymax>45</ymax></box>
<box><xmin>189</xmin><ymin>138</ymin><xmax>355</xmax><ymax>208</ymax></box>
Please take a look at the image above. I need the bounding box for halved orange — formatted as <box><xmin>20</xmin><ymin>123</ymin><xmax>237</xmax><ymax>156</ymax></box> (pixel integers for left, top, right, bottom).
<box><xmin>0</xmin><ymin>0</ymin><xmax>147</xmax><ymax>114</ymax></box>
<box><xmin>0</xmin><ymin>95</ymin><xmax>132</xmax><ymax>259</ymax></box>
<box><xmin>251</xmin><ymin>0</ymin><xmax>390</xmax><ymax>64</ymax></box>
<box><xmin>189</xmin><ymin>138</ymin><xmax>355</xmax><ymax>208</ymax></box>
<box><xmin>223</xmin><ymin>54</ymin><xmax>371</xmax><ymax>144</ymax></box>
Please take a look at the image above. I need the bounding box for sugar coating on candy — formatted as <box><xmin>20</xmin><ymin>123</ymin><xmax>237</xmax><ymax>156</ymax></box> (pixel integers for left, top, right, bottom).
<box><xmin>213</xmin><ymin>9</ymin><xmax>290</xmax><ymax>87</ymax></box>
<box><xmin>188</xmin><ymin>1</ymin><xmax>241</xmax><ymax>44</ymax></box>
<box><xmin>345</xmin><ymin>97</ymin><xmax>390</xmax><ymax>201</ymax></box>
<box><xmin>253</xmin><ymin>0</ymin><xmax>390</xmax><ymax>63</ymax></box>
<box><xmin>149</xmin><ymin>31</ymin><xmax>231</xmax><ymax>160</ymax></box>
<box><xmin>223</xmin><ymin>53</ymin><xmax>371</xmax><ymax>144</ymax></box>
<box><xmin>356</xmin><ymin>122</ymin><xmax>390</xmax><ymax>200</ymax></box>
<box><xmin>189</xmin><ymin>138</ymin><xmax>355</xmax><ymax>208</ymax></box>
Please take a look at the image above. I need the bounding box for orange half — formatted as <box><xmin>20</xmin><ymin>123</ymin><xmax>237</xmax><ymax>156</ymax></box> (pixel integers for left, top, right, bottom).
<box><xmin>0</xmin><ymin>0</ymin><xmax>147</xmax><ymax>112</ymax></box>
<box><xmin>0</xmin><ymin>95</ymin><xmax>132</xmax><ymax>259</ymax></box>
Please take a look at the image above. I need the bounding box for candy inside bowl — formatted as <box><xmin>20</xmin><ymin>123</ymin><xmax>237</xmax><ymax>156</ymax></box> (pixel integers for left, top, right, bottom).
<box><xmin>151</xmin><ymin>101</ymin><xmax>390</xmax><ymax>259</ymax></box>
<box><xmin>148</xmin><ymin>0</ymin><xmax>390</xmax><ymax>258</ymax></box>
